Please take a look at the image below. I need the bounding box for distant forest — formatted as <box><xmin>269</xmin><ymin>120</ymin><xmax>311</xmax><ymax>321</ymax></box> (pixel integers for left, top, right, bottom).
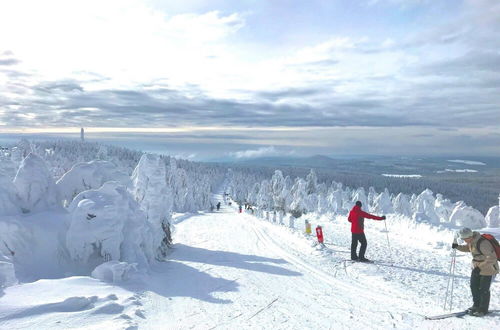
<box><xmin>224</xmin><ymin>163</ymin><xmax>499</xmax><ymax>215</ymax></box>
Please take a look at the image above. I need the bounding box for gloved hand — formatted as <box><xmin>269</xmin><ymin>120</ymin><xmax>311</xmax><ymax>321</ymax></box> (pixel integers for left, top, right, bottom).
<box><xmin>452</xmin><ymin>243</ymin><xmax>458</xmax><ymax>249</ymax></box>
<box><xmin>381</xmin><ymin>216</ymin><xmax>386</xmax><ymax>220</ymax></box>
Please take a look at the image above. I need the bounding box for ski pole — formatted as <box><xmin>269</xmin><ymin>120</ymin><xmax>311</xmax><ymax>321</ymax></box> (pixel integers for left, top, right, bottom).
<box><xmin>444</xmin><ymin>233</ymin><xmax>458</xmax><ymax>311</ymax></box>
<box><xmin>449</xmin><ymin>248</ymin><xmax>457</xmax><ymax>311</ymax></box>
<box><xmin>383</xmin><ymin>219</ymin><xmax>392</xmax><ymax>262</ymax></box>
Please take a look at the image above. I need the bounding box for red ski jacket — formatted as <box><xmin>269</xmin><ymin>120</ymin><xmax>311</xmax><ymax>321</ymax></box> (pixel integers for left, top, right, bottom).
<box><xmin>348</xmin><ymin>205</ymin><xmax>384</xmax><ymax>234</ymax></box>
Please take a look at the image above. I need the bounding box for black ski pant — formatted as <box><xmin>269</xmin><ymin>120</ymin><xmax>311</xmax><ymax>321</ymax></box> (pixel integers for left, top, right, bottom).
<box><xmin>470</xmin><ymin>267</ymin><xmax>493</xmax><ymax>313</ymax></box>
<box><xmin>351</xmin><ymin>233</ymin><xmax>367</xmax><ymax>259</ymax></box>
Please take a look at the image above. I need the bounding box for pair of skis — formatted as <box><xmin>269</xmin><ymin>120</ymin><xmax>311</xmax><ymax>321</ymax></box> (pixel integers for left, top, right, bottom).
<box><xmin>425</xmin><ymin>309</ymin><xmax>499</xmax><ymax>320</ymax></box>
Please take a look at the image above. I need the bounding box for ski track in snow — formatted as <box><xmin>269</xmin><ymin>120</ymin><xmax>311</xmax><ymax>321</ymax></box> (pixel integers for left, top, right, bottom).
<box><xmin>1</xmin><ymin>187</ymin><xmax>499</xmax><ymax>329</ymax></box>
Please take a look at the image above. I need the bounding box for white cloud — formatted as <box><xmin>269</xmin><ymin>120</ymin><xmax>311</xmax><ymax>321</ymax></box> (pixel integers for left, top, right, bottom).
<box><xmin>0</xmin><ymin>0</ymin><xmax>245</xmax><ymax>88</ymax></box>
<box><xmin>230</xmin><ymin>146</ymin><xmax>281</xmax><ymax>159</ymax></box>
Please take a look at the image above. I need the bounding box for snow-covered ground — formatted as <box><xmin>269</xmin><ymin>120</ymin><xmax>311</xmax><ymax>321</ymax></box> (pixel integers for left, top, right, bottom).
<box><xmin>1</xmin><ymin>190</ymin><xmax>499</xmax><ymax>329</ymax></box>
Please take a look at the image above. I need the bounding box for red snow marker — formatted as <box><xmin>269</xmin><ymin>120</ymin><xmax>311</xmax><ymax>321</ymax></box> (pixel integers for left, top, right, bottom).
<box><xmin>316</xmin><ymin>225</ymin><xmax>324</xmax><ymax>243</ymax></box>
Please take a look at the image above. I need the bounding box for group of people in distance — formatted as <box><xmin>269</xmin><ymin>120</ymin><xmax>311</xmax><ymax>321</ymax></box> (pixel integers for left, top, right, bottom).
<box><xmin>348</xmin><ymin>201</ymin><xmax>499</xmax><ymax>317</ymax></box>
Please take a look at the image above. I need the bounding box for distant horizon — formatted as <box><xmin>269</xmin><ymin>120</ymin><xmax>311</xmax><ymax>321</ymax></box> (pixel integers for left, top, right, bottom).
<box><xmin>1</xmin><ymin>132</ymin><xmax>499</xmax><ymax>162</ymax></box>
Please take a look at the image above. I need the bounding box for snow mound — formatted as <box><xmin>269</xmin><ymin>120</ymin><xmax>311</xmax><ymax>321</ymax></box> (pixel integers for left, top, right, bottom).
<box><xmin>13</xmin><ymin>153</ymin><xmax>60</xmax><ymax>213</ymax></box>
<box><xmin>57</xmin><ymin>160</ymin><xmax>131</xmax><ymax>205</ymax></box>
<box><xmin>449</xmin><ymin>201</ymin><xmax>486</xmax><ymax>229</ymax></box>
<box><xmin>66</xmin><ymin>182</ymin><xmax>156</xmax><ymax>268</ymax></box>
<box><xmin>91</xmin><ymin>261</ymin><xmax>138</xmax><ymax>283</ymax></box>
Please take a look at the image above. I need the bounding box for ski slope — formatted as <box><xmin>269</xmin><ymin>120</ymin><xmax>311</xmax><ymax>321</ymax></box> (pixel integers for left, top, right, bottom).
<box><xmin>1</xmin><ymin>192</ymin><xmax>499</xmax><ymax>329</ymax></box>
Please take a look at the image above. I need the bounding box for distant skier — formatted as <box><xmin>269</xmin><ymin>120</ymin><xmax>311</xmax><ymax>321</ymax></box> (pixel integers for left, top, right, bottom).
<box><xmin>348</xmin><ymin>201</ymin><xmax>385</xmax><ymax>262</ymax></box>
<box><xmin>216</xmin><ymin>202</ymin><xmax>221</xmax><ymax>211</ymax></box>
<box><xmin>239</xmin><ymin>205</ymin><xmax>242</xmax><ymax>213</ymax></box>
<box><xmin>452</xmin><ymin>228</ymin><xmax>499</xmax><ymax>316</ymax></box>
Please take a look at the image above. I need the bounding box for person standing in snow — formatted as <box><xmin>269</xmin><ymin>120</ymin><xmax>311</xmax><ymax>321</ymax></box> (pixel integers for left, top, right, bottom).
<box><xmin>216</xmin><ymin>202</ymin><xmax>221</xmax><ymax>211</ymax></box>
<box><xmin>452</xmin><ymin>228</ymin><xmax>499</xmax><ymax>316</ymax></box>
<box><xmin>348</xmin><ymin>201</ymin><xmax>386</xmax><ymax>262</ymax></box>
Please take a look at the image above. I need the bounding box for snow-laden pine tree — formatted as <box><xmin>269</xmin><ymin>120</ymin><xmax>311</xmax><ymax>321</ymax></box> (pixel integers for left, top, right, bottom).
<box><xmin>131</xmin><ymin>154</ymin><xmax>173</xmax><ymax>259</ymax></box>
<box><xmin>57</xmin><ymin>160</ymin><xmax>130</xmax><ymax>206</ymax></box>
<box><xmin>67</xmin><ymin>182</ymin><xmax>156</xmax><ymax>268</ymax></box>
<box><xmin>484</xmin><ymin>194</ymin><xmax>499</xmax><ymax>228</ymax></box>
<box><xmin>13</xmin><ymin>153</ymin><xmax>61</xmax><ymax>213</ymax></box>
<box><xmin>412</xmin><ymin>189</ymin><xmax>439</xmax><ymax>224</ymax></box>
<box><xmin>372</xmin><ymin>189</ymin><xmax>394</xmax><ymax>214</ymax></box>
<box><xmin>449</xmin><ymin>201</ymin><xmax>486</xmax><ymax>229</ymax></box>
<box><xmin>434</xmin><ymin>193</ymin><xmax>455</xmax><ymax>223</ymax></box>
<box><xmin>289</xmin><ymin>178</ymin><xmax>308</xmax><ymax>216</ymax></box>
<box><xmin>270</xmin><ymin>170</ymin><xmax>284</xmax><ymax>209</ymax></box>
<box><xmin>392</xmin><ymin>193</ymin><xmax>412</xmax><ymax>217</ymax></box>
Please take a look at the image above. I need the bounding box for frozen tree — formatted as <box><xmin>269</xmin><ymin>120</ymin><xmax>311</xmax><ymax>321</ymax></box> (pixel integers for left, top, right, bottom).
<box><xmin>257</xmin><ymin>180</ymin><xmax>273</xmax><ymax>210</ymax></box>
<box><xmin>372</xmin><ymin>189</ymin><xmax>394</xmax><ymax>214</ymax></box>
<box><xmin>327</xmin><ymin>188</ymin><xmax>344</xmax><ymax>215</ymax></box>
<box><xmin>317</xmin><ymin>193</ymin><xmax>329</xmax><ymax>214</ymax></box>
<box><xmin>131</xmin><ymin>154</ymin><xmax>173</xmax><ymax>259</ymax></box>
<box><xmin>13</xmin><ymin>153</ymin><xmax>60</xmax><ymax>213</ymax></box>
<box><xmin>367</xmin><ymin>187</ymin><xmax>377</xmax><ymax>209</ymax></box>
<box><xmin>412</xmin><ymin>189</ymin><xmax>439</xmax><ymax>224</ymax></box>
<box><xmin>449</xmin><ymin>201</ymin><xmax>486</xmax><ymax>229</ymax></box>
<box><xmin>392</xmin><ymin>193</ymin><xmax>412</xmax><ymax>217</ymax></box>
<box><xmin>352</xmin><ymin>188</ymin><xmax>368</xmax><ymax>209</ymax></box>
<box><xmin>289</xmin><ymin>178</ymin><xmax>308</xmax><ymax>216</ymax></box>
<box><xmin>485</xmin><ymin>205</ymin><xmax>499</xmax><ymax>228</ymax></box>
<box><xmin>248</xmin><ymin>182</ymin><xmax>260</xmax><ymax>206</ymax></box>
<box><xmin>305</xmin><ymin>169</ymin><xmax>318</xmax><ymax>194</ymax></box>
<box><xmin>271</xmin><ymin>170</ymin><xmax>286</xmax><ymax>211</ymax></box>
<box><xmin>57</xmin><ymin>160</ymin><xmax>130</xmax><ymax>206</ymax></box>
<box><xmin>66</xmin><ymin>182</ymin><xmax>155</xmax><ymax>267</ymax></box>
<box><xmin>0</xmin><ymin>178</ymin><xmax>19</xmax><ymax>216</ymax></box>
<box><xmin>434</xmin><ymin>194</ymin><xmax>455</xmax><ymax>223</ymax></box>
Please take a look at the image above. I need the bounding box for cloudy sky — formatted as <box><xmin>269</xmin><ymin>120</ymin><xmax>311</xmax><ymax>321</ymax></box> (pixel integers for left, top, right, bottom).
<box><xmin>0</xmin><ymin>0</ymin><xmax>499</xmax><ymax>160</ymax></box>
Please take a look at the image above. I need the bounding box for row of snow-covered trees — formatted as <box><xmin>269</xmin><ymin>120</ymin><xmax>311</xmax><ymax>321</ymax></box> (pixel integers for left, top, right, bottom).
<box><xmin>0</xmin><ymin>139</ymin><xmax>226</xmax><ymax>274</ymax></box>
<box><xmin>227</xmin><ymin>169</ymin><xmax>500</xmax><ymax>229</ymax></box>
<box><xmin>1</xmin><ymin>139</ymin><xmax>225</xmax><ymax>213</ymax></box>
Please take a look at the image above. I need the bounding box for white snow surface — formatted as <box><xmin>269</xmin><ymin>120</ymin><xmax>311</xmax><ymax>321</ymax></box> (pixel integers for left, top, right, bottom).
<box><xmin>1</xmin><ymin>190</ymin><xmax>499</xmax><ymax>329</ymax></box>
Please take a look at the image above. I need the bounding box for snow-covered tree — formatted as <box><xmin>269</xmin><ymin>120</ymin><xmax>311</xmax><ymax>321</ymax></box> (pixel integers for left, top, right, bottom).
<box><xmin>13</xmin><ymin>153</ymin><xmax>60</xmax><ymax>213</ymax></box>
<box><xmin>131</xmin><ymin>154</ymin><xmax>173</xmax><ymax>259</ymax></box>
<box><xmin>57</xmin><ymin>160</ymin><xmax>130</xmax><ymax>206</ymax></box>
<box><xmin>393</xmin><ymin>193</ymin><xmax>412</xmax><ymax>217</ymax></box>
<box><xmin>66</xmin><ymin>182</ymin><xmax>155</xmax><ymax>268</ymax></box>
<box><xmin>449</xmin><ymin>201</ymin><xmax>486</xmax><ymax>229</ymax></box>
<box><xmin>372</xmin><ymin>189</ymin><xmax>394</xmax><ymax>214</ymax></box>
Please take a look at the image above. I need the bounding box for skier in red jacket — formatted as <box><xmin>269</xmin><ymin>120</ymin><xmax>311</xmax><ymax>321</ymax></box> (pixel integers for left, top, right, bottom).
<box><xmin>348</xmin><ymin>201</ymin><xmax>385</xmax><ymax>262</ymax></box>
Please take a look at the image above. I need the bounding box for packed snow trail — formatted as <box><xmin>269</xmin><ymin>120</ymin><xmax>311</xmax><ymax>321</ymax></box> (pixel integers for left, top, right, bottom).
<box><xmin>137</xmin><ymin>193</ymin><xmax>499</xmax><ymax>329</ymax></box>
<box><xmin>137</xmin><ymin>195</ymin><xmax>416</xmax><ymax>329</ymax></box>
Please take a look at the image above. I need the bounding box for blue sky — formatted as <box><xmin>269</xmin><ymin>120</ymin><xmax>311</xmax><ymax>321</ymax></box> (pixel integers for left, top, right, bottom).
<box><xmin>0</xmin><ymin>0</ymin><xmax>499</xmax><ymax>160</ymax></box>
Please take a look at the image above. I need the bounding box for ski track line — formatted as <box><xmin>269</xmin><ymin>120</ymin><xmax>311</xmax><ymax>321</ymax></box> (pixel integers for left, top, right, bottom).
<box><xmin>249</xmin><ymin>220</ymin><xmax>399</xmax><ymax>327</ymax></box>
<box><xmin>251</xmin><ymin>219</ymin><xmax>397</xmax><ymax>306</ymax></box>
